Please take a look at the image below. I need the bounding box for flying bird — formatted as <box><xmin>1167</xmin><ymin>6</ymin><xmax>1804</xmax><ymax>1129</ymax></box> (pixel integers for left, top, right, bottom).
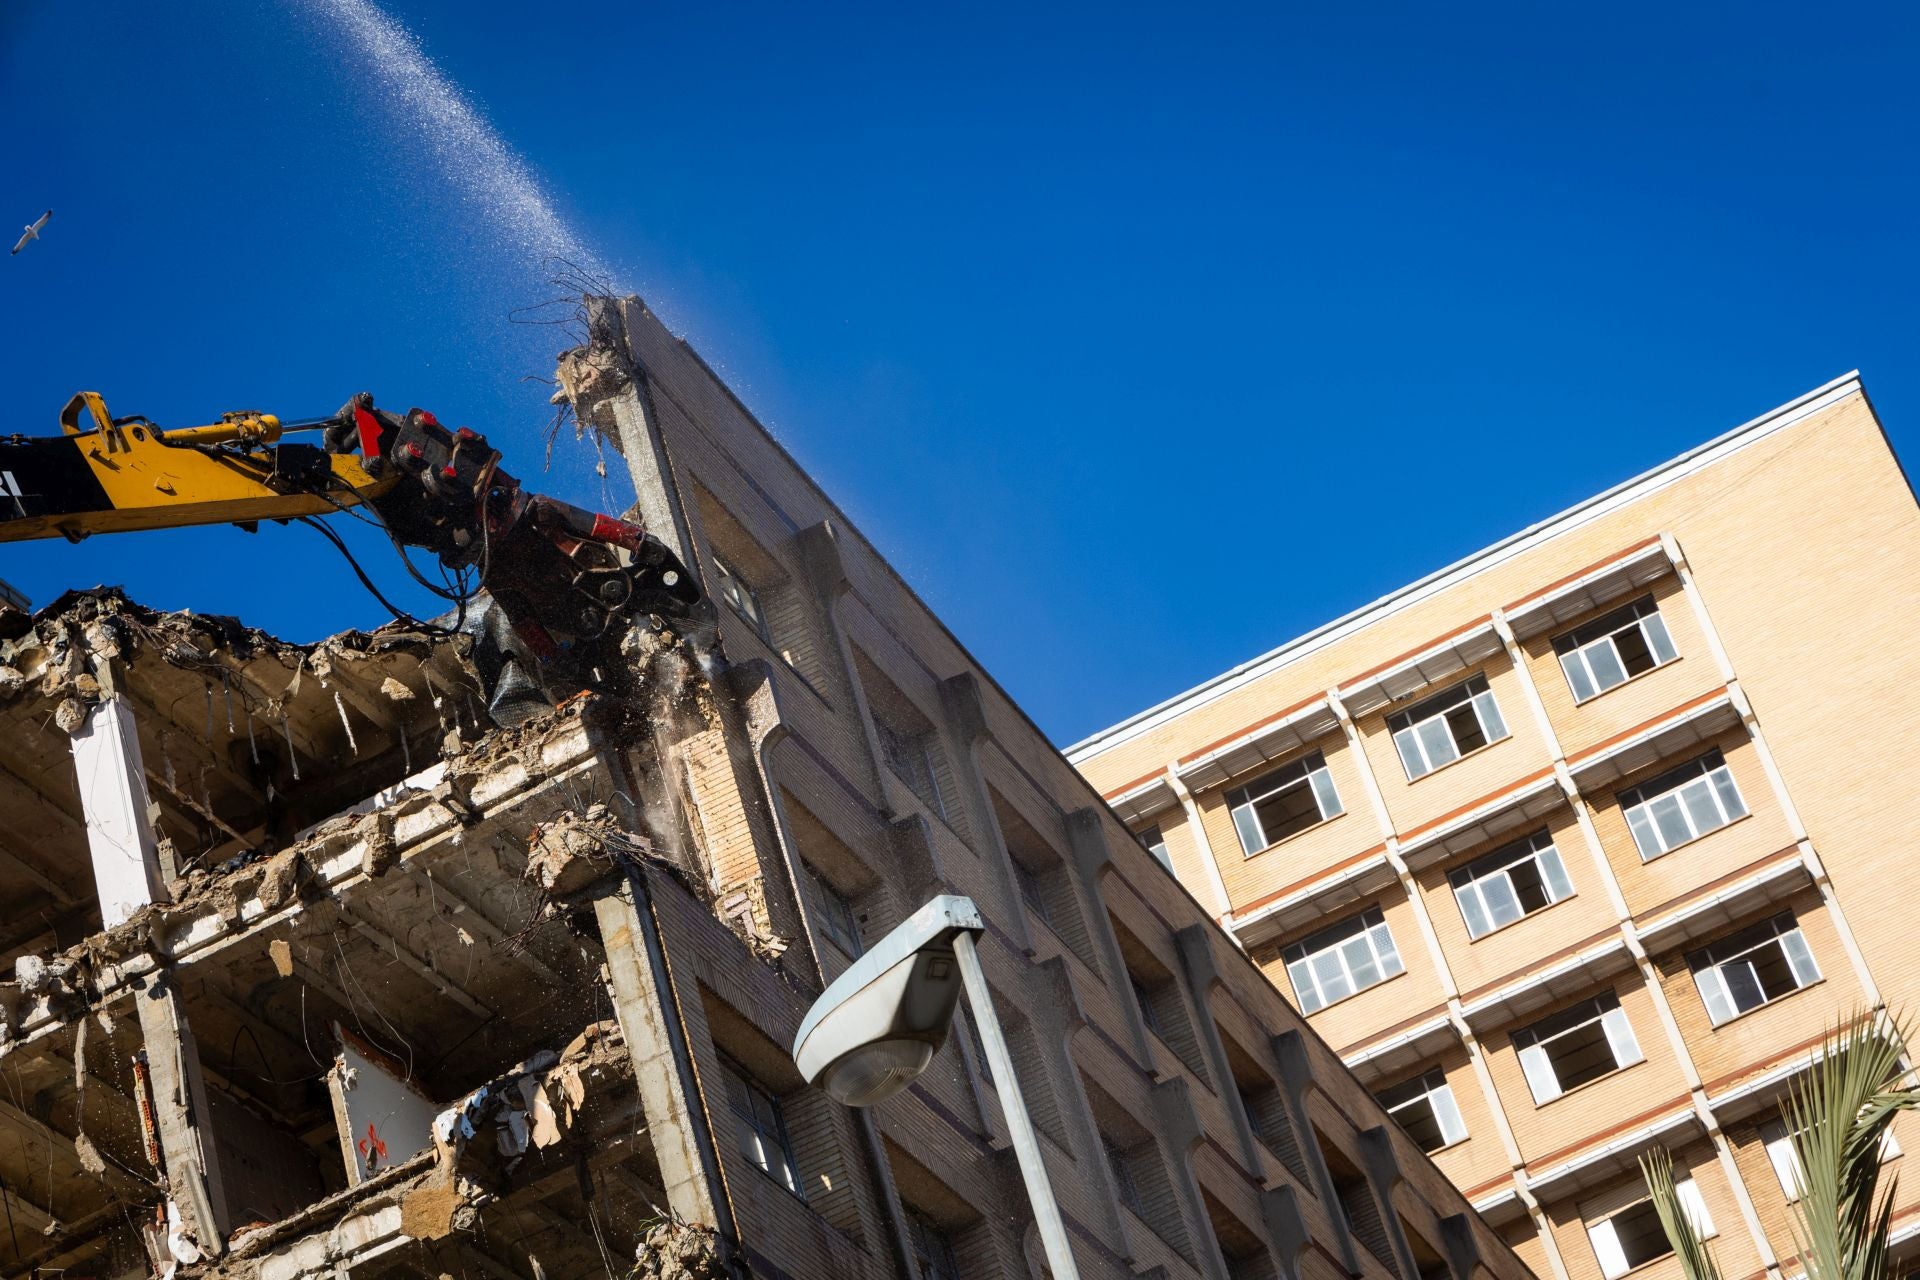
<box><xmin>11</xmin><ymin>211</ymin><xmax>51</xmax><ymax>256</ymax></box>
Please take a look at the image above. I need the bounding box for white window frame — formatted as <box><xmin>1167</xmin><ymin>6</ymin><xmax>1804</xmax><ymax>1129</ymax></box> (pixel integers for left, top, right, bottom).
<box><xmin>1689</xmin><ymin>912</ymin><xmax>1819</xmax><ymax>1025</ymax></box>
<box><xmin>1376</xmin><ymin>1068</ymin><xmax>1468</xmax><ymax>1153</ymax></box>
<box><xmin>1449</xmin><ymin>830</ymin><xmax>1575</xmax><ymax>939</ymax></box>
<box><xmin>1585</xmin><ymin>1178</ymin><xmax>1715</xmax><ymax>1279</ymax></box>
<box><xmin>1139</xmin><ymin>824</ymin><xmax>1173</xmax><ymax>874</ymax></box>
<box><xmin>1388</xmin><ymin>674</ymin><xmax>1510</xmax><ymax>781</ymax></box>
<box><xmin>1226</xmin><ymin>752</ymin><xmax>1343</xmax><ymax>854</ymax></box>
<box><xmin>1514</xmin><ymin>992</ymin><xmax>1643</xmax><ymax>1104</ymax></box>
<box><xmin>1282</xmin><ymin>906</ymin><xmax>1404</xmax><ymax>1014</ymax></box>
<box><xmin>712</xmin><ymin>555</ymin><xmax>771</xmax><ymax>644</ymax></box>
<box><xmin>1761</xmin><ymin>1116</ymin><xmax>1901</xmax><ymax>1201</ymax></box>
<box><xmin>1619</xmin><ymin>750</ymin><xmax>1747</xmax><ymax>860</ymax></box>
<box><xmin>720</xmin><ymin>1057</ymin><xmax>801</xmax><ymax>1196</ymax></box>
<box><xmin>1554</xmin><ymin>596</ymin><xmax>1679</xmax><ymax>702</ymax></box>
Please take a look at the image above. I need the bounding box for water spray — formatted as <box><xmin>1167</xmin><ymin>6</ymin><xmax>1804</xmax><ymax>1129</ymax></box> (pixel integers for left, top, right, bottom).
<box><xmin>301</xmin><ymin>0</ymin><xmax>615</xmax><ymax>286</ymax></box>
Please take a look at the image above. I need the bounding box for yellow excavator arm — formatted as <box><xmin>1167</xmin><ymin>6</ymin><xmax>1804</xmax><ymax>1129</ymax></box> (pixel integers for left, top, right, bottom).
<box><xmin>0</xmin><ymin>392</ymin><xmax>395</xmax><ymax>543</ymax></box>
<box><xmin>0</xmin><ymin>390</ymin><xmax>704</xmax><ymax>724</ymax></box>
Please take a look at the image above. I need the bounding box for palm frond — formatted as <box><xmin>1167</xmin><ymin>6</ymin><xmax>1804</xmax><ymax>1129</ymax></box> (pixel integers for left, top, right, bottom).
<box><xmin>1783</xmin><ymin>1011</ymin><xmax>1916</xmax><ymax>1280</ymax></box>
<box><xmin>1639</xmin><ymin>1147</ymin><xmax>1723</xmax><ymax>1280</ymax></box>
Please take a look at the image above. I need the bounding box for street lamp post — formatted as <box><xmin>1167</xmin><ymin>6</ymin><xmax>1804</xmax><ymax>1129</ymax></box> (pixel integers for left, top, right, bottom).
<box><xmin>793</xmin><ymin>895</ymin><xmax>1081</xmax><ymax>1280</ymax></box>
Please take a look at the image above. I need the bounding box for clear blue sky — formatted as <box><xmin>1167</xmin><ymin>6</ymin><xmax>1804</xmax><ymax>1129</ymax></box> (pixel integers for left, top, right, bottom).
<box><xmin>4</xmin><ymin>2</ymin><xmax>1917</xmax><ymax>746</ymax></box>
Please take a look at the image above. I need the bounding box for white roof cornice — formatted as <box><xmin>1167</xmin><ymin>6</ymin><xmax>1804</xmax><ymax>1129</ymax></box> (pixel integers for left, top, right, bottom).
<box><xmin>1067</xmin><ymin>372</ymin><xmax>1864</xmax><ymax>764</ymax></box>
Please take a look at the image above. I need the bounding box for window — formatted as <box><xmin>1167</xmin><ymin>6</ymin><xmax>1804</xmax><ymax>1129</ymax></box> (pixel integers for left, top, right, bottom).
<box><xmin>1618</xmin><ymin>750</ymin><xmax>1747</xmax><ymax>860</ymax></box>
<box><xmin>1760</xmin><ymin>1116</ymin><xmax>1900</xmax><ymax>1201</ymax></box>
<box><xmin>1131</xmin><ymin>975</ymin><xmax>1163</xmax><ymax>1037</ymax></box>
<box><xmin>719</xmin><ymin>1057</ymin><xmax>800</xmax><ymax>1196</ymax></box>
<box><xmin>1689</xmin><ymin>913</ymin><xmax>1819</xmax><ymax>1025</ymax></box>
<box><xmin>1139</xmin><ymin>824</ymin><xmax>1173</xmax><ymax>873</ymax></box>
<box><xmin>1449</xmin><ymin>831</ymin><xmax>1574</xmax><ymax>939</ymax></box>
<box><xmin>876</xmin><ymin>717</ymin><xmax>949</xmax><ymax>822</ymax></box>
<box><xmin>1106</xmin><ymin>1134</ymin><xmax>1146</xmax><ymax>1216</ymax></box>
<box><xmin>1282</xmin><ymin>906</ymin><xmax>1404</xmax><ymax>1014</ymax></box>
<box><xmin>1585</xmin><ymin>1180</ymin><xmax>1714</xmax><ymax>1279</ymax></box>
<box><xmin>1376</xmin><ymin>1069</ymin><xmax>1468</xmax><ymax>1153</ymax></box>
<box><xmin>809</xmin><ymin>868</ymin><xmax>863</xmax><ymax>958</ymax></box>
<box><xmin>906</xmin><ymin>1209</ymin><xmax>960</xmax><ymax>1280</ymax></box>
<box><xmin>1012</xmin><ymin>858</ymin><xmax>1050</xmax><ymax>924</ymax></box>
<box><xmin>1334</xmin><ymin>1170</ymin><xmax>1399</xmax><ymax>1275</ymax></box>
<box><xmin>1555</xmin><ymin>597</ymin><xmax>1678</xmax><ymax>702</ymax></box>
<box><xmin>1388</xmin><ymin>675</ymin><xmax>1510</xmax><ymax>781</ymax></box>
<box><xmin>712</xmin><ymin>556</ymin><xmax>770</xmax><ymax>644</ymax></box>
<box><xmin>1513</xmin><ymin>992</ymin><xmax>1642</xmax><ymax>1103</ymax></box>
<box><xmin>1226</xmin><ymin>752</ymin><xmax>1343</xmax><ymax>853</ymax></box>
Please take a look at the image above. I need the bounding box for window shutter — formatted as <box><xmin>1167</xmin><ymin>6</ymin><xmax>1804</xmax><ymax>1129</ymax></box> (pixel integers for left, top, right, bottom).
<box><xmin>1309</xmin><ymin>766</ymin><xmax>1343</xmax><ymax>820</ymax></box>
<box><xmin>1763</xmin><ymin>1127</ymin><xmax>1804</xmax><ymax>1199</ymax></box>
<box><xmin>1539</xmin><ymin>846</ymin><xmax>1575</xmax><ymax>901</ymax></box>
<box><xmin>1456</xmin><ymin>887</ymin><xmax>1490</xmax><ymax>939</ymax></box>
<box><xmin>1781</xmin><ymin>928</ymin><xmax>1821</xmax><ymax>987</ymax></box>
<box><xmin>1587</xmin><ymin>1218</ymin><xmax>1629</xmax><ymax>1279</ymax></box>
<box><xmin>1625</xmin><ymin>806</ymin><xmax>1661</xmax><ymax>860</ymax></box>
<box><xmin>1601</xmin><ymin>1004</ymin><xmax>1642</xmax><ymax>1067</ymax></box>
<box><xmin>1232</xmin><ymin>804</ymin><xmax>1265</xmax><ymax>855</ymax></box>
<box><xmin>1643</xmin><ymin>612</ymin><xmax>1678</xmax><ymax>664</ymax></box>
<box><xmin>1561</xmin><ymin>653</ymin><xmax>1596</xmax><ymax>702</ymax></box>
<box><xmin>1710</xmin><ymin>766</ymin><xmax>1747</xmax><ymax>821</ymax></box>
<box><xmin>1694</xmin><ymin>965</ymin><xmax>1736</xmax><ymax>1026</ymax></box>
<box><xmin>1519</xmin><ymin>1044</ymin><xmax>1561</xmax><ymax>1104</ymax></box>
<box><xmin>1432</xmin><ymin>1084</ymin><xmax>1468</xmax><ymax>1146</ymax></box>
<box><xmin>1473</xmin><ymin>687</ymin><xmax>1508</xmax><ymax>742</ymax></box>
<box><xmin>1393</xmin><ymin>730</ymin><xmax>1425</xmax><ymax>781</ymax></box>
<box><xmin>1675</xmin><ymin>1176</ymin><xmax>1716</xmax><ymax>1238</ymax></box>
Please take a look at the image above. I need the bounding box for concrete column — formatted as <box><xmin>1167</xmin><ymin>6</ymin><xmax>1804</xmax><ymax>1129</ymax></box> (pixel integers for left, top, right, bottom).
<box><xmin>1439</xmin><ymin>1213</ymin><xmax>1480</xmax><ymax>1280</ymax></box>
<box><xmin>133</xmin><ymin>969</ymin><xmax>229</xmax><ymax>1256</ymax></box>
<box><xmin>1165</xmin><ymin>771</ymin><xmax>1234</xmax><ymax>923</ymax></box>
<box><xmin>592</xmin><ymin>874</ymin><xmax>731</xmax><ymax>1235</ymax></box>
<box><xmin>1359</xmin><ymin>1125</ymin><xmax>1422</xmax><ymax>1280</ymax></box>
<box><xmin>1273</xmin><ymin>1031</ymin><xmax>1363</xmax><ymax>1276</ymax></box>
<box><xmin>1172</xmin><ymin>923</ymin><xmax>1264</xmax><ymax>1173</ymax></box>
<box><xmin>1149</xmin><ymin>1077</ymin><xmax>1231</xmax><ymax>1280</ymax></box>
<box><xmin>793</xmin><ymin>520</ymin><xmax>896</xmax><ymax>812</ymax></box>
<box><xmin>70</xmin><ymin>696</ymin><xmax>167</xmax><ymax>927</ymax></box>
<box><xmin>1067</xmin><ymin>808</ymin><xmax>1156</xmax><ymax>1073</ymax></box>
<box><xmin>587</xmin><ymin>296</ymin><xmax>699</xmax><ymax>570</ymax></box>
<box><xmin>1261</xmin><ymin>1185</ymin><xmax>1313</xmax><ymax>1280</ymax></box>
<box><xmin>67</xmin><ymin>684</ymin><xmax>227</xmax><ymax>1255</ymax></box>
<box><xmin>937</xmin><ymin>672</ymin><xmax>1040</xmax><ymax>954</ymax></box>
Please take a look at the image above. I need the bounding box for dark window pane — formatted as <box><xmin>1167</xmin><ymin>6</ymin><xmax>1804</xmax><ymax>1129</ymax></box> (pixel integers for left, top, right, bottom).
<box><xmin>1752</xmin><ymin>945</ymin><xmax>1801</xmax><ymax>1001</ymax></box>
<box><xmin>1510</xmin><ymin>860</ymin><xmax>1551</xmax><ymax>913</ymax></box>
<box><xmin>1254</xmin><ymin>783</ymin><xmax>1323</xmax><ymax>844</ymax></box>
<box><xmin>1614</xmin><ymin>624</ymin><xmax>1656</xmax><ymax>676</ymax></box>
<box><xmin>1445</xmin><ymin>704</ymin><xmax>1488</xmax><ymax>754</ymax></box>
<box><xmin>1394</xmin><ymin>1097</ymin><xmax>1445</xmax><ymax>1152</ymax></box>
<box><xmin>1612</xmin><ymin>1201</ymin><xmax>1672</xmax><ymax>1269</ymax></box>
<box><xmin>1546</xmin><ymin>1022</ymin><xmax>1618</xmax><ymax>1092</ymax></box>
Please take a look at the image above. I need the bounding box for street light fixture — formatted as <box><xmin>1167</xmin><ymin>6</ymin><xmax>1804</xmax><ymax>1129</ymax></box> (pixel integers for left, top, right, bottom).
<box><xmin>793</xmin><ymin>895</ymin><xmax>1081</xmax><ymax>1280</ymax></box>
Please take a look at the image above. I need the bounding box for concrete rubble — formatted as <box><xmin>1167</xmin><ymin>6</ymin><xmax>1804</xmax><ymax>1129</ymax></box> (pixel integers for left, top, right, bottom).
<box><xmin>0</xmin><ymin>581</ymin><xmax>757</xmax><ymax>1280</ymax></box>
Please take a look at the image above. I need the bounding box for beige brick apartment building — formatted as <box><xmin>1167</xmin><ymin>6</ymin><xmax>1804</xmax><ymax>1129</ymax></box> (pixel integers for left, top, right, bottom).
<box><xmin>1067</xmin><ymin>374</ymin><xmax>1920</xmax><ymax>1280</ymax></box>
<box><xmin>0</xmin><ymin>298</ymin><xmax>1535</xmax><ymax>1280</ymax></box>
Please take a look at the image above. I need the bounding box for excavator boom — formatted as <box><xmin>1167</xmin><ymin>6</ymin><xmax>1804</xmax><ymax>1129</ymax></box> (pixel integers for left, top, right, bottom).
<box><xmin>0</xmin><ymin>391</ymin><xmax>703</xmax><ymax>724</ymax></box>
<box><xmin>0</xmin><ymin>392</ymin><xmax>394</xmax><ymax>542</ymax></box>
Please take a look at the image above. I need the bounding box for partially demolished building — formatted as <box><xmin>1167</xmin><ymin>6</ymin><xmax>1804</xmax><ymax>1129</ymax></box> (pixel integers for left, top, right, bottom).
<box><xmin>0</xmin><ymin>298</ymin><xmax>1539</xmax><ymax>1280</ymax></box>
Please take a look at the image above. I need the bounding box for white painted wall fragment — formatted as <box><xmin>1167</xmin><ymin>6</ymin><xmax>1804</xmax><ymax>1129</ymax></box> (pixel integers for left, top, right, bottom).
<box><xmin>328</xmin><ymin>1036</ymin><xmax>439</xmax><ymax>1186</ymax></box>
